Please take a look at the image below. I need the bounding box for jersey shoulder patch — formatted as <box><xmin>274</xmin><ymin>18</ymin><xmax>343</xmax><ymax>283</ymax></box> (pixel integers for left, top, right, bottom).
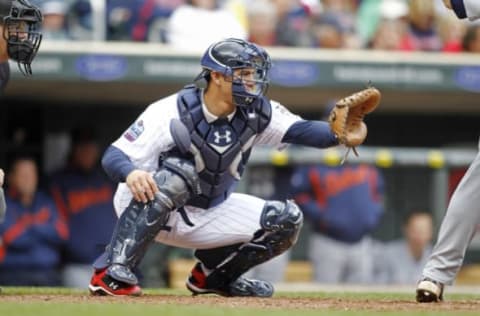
<box><xmin>123</xmin><ymin>119</ymin><xmax>145</xmax><ymax>142</ymax></box>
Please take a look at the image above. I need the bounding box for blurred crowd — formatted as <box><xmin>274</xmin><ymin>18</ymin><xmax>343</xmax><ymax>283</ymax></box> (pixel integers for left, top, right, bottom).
<box><xmin>33</xmin><ymin>0</ymin><xmax>480</xmax><ymax>52</ymax></box>
<box><xmin>0</xmin><ymin>128</ymin><xmax>117</xmax><ymax>287</ymax></box>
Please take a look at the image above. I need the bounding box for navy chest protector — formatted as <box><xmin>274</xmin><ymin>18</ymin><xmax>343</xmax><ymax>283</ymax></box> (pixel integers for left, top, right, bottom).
<box><xmin>175</xmin><ymin>85</ymin><xmax>272</xmax><ymax>209</ymax></box>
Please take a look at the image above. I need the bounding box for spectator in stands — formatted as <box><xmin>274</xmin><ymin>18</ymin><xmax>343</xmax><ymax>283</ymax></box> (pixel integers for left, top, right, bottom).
<box><xmin>246</xmin><ymin>0</ymin><xmax>277</xmax><ymax>47</ymax></box>
<box><xmin>40</xmin><ymin>1</ymin><xmax>70</xmax><ymax>40</ymax></box>
<box><xmin>0</xmin><ymin>156</ymin><xmax>67</xmax><ymax>286</ymax></box>
<box><xmin>133</xmin><ymin>0</ymin><xmax>185</xmax><ymax>42</ymax></box>
<box><xmin>106</xmin><ymin>0</ymin><xmax>138</xmax><ymax>41</ymax></box>
<box><xmin>369</xmin><ymin>18</ymin><xmax>409</xmax><ymax>51</ymax></box>
<box><xmin>319</xmin><ymin>0</ymin><xmax>360</xmax><ymax>48</ymax></box>
<box><xmin>401</xmin><ymin>1</ymin><xmax>443</xmax><ymax>51</ymax></box>
<box><xmin>310</xmin><ymin>12</ymin><xmax>346</xmax><ymax>48</ymax></box>
<box><xmin>291</xmin><ymin>157</ymin><xmax>384</xmax><ymax>284</ymax></box>
<box><xmin>462</xmin><ymin>25</ymin><xmax>480</xmax><ymax>53</ymax></box>
<box><xmin>436</xmin><ymin>11</ymin><xmax>467</xmax><ymax>52</ymax></box>
<box><xmin>356</xmin><ymin>0</ymin><xmax>408</xmax><ymax>48</ymax></box>
<box><xmin>321</xmin><ymin>0</ymin><xmax>358</xmax><ymax>13</ymax></box>
<box><xmin>68</xmin><ymin>0</ymin><xmax>94</xmax><ymax>40</ymax></box>
<box><xmin>271</xmin><ymin>0</ymin><xmax>313</xmax><ymax>47</ymax></box>
<box><xmin>166</xmin><ymin>0</ymin><xmax>246</xmax><ymax>51</ymax></box>
<box><xmin>49</xmin><ymin>127</ymin><xmax>117</xmax><ymax>288</ymax></box>
<box><xmin>374</xmin><ymin>211</ymin><xmax>433</xmax><ymax>284</ymax></box>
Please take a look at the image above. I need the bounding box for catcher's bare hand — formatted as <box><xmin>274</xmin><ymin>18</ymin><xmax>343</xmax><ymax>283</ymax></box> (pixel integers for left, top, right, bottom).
<box><xmin>126</xmin><ymin>169</ymin><xmax>158</xmax><ymax>203</ymax></box>
<box><xmin>328</xmin><ymin>87</ymin><xmax>381</xmax><ymax>148</ymax></box>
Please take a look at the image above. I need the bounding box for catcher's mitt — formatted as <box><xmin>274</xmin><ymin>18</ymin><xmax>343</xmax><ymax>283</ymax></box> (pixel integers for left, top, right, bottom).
<box><xmin>328</xmin><ymin>87</ymin><xmax>381</xmax><ymax>149</ymax></box>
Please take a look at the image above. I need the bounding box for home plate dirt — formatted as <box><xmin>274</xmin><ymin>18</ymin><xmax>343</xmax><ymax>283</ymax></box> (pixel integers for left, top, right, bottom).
<box><xmin>0</xmin><ymin>295</ymin><xmax>478</xmax><ymax>311</ymax></box>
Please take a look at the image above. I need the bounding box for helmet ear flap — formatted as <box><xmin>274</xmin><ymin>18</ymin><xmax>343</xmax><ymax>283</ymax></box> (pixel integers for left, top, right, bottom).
<box><xmin>194</xmin><ymin>77</ymin><xmax>208</xmax><ymax>90</ymax></box>
<box><xmin>194</xmin><ymin>69</ymin><xmax>210</xmax><ymax>89</ymax></box>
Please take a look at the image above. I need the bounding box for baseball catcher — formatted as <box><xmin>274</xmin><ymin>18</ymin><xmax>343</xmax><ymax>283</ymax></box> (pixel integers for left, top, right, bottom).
<box><xmin>328</xmin><ymin>86</ymin><xmax>381</xmax><ymax>160</ymax></box>
<box><xmin>88</xmin><ymin>38</ymin><xmax>380</xmax><ymax>298</ymax></box>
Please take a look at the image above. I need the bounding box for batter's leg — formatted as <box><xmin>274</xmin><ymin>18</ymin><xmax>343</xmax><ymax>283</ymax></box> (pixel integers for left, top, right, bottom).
<box><xmin>417</xmin><ymin>146</ymin><xmax>480</xmax><ymax>302</ymax></box>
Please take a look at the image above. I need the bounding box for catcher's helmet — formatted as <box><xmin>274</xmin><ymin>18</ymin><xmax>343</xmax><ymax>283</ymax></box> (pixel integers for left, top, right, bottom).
<box><xmin>2</xmin><ymin>0</ymin><xmax>43</xmax><ymax>75</ymax></box>
<box><xmin>196</xmin><ymin>38</ymin><xmax>272</xmax><ymax>107</ymax></box>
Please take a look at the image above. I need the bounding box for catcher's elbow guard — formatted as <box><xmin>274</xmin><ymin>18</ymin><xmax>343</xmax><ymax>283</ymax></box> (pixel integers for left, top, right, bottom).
<box><xmin>328</xmin><ymin>87</ymin><xmax>381</xmax><ymax>147</ymax></box>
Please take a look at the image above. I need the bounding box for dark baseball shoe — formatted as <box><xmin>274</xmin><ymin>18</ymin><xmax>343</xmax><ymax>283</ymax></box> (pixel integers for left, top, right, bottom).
<box><xmin>89</xmin><ymin>268</ymin><xmax>142</xmax><ymax>297</ymax></box>
<box><xmin>416</xmin><ymin>277</ymin><xmax>444</xmax><ymax>303</ymax></box>
<box><xmin>186</xmin><ymin>262</ymin><xmax>274</xmax><ymax>297</ymax></box>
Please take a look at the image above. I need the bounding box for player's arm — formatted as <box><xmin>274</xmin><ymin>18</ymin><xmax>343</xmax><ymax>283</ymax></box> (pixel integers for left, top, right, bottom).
<box><xmin>255</xmin><ymin>100</ymin><xmax>338</xmax><ymax>149</ymax></box>
<box><xmin>101</xmin><ymin>146</ymin><xmax>158</xmax><ymax>203</ymax></box>
<box><xmin>282</xmin><ymin>120</ymin><xmax>338</xmax><ymax>148</ymax></box>
<box><xmin>104</xmin><ymin>100</ymin><xmax>176</xmax><ymax>203</ymax></box>
<box><xmin>445</xmin><ymin>0</ymin><xmax>480</xmax><ymax>20</ymax></box>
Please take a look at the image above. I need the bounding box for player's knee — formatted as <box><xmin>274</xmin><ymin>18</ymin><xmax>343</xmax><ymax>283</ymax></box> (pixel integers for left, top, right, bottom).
<box><xmin>260</xmin><ymin>200</ymin><xmax>304</xmax><ymax>250</ymax></box>
<box><xmin>153</xmin><ymin>157</ymin><xmax>200</xmax><ymax>209</ymax></box>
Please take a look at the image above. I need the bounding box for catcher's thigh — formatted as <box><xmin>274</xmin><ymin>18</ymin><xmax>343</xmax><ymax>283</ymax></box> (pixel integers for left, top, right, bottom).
<box><xmin>154</xmin><ymin>193</ymin><xmax>265</xmax><ymax>249</ymax></box>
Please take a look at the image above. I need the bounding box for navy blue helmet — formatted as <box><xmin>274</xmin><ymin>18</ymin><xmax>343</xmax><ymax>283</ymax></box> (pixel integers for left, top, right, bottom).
<box><xmin>196</xmin><ymin>38</ymin><xmax>272</xmax><ymax>107</ymax></box>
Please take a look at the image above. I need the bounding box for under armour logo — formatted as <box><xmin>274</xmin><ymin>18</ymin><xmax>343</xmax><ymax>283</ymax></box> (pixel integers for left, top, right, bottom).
<box><xmin>214</xmin><ymin>130</ymin><xmax>232</xmax><ymax>144</ymax></box>
<box><xmin>109</xmin><ymin>282</ymin><xmax>119</xmax><ymax>290</ymax></box>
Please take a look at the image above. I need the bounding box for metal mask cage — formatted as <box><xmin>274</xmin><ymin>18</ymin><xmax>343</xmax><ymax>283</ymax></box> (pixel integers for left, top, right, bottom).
<box><xmin>2</xmin><ymin>1</ymin><xmax>43</xmax><ymax>76</ymax></box>
<box><xmin>227</xmin><ymin>64</ymin><xmax>270</xmax><ymax>97</ymax></box>
<box><xmin>223</xmin><ymin>46</ymin><xmax>271</xmax><ymax>106</ymax></box>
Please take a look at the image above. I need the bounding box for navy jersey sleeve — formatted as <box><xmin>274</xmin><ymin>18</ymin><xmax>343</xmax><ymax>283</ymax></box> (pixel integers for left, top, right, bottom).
<box><xmin>101</xmin><ymin>145</ymin><xmax>136</xmax><ymax>183</ymax></box>
<box><xmin>282</xmin><ymin>120</ymin><xmax>338</xmax><ymax>148</ymax></box>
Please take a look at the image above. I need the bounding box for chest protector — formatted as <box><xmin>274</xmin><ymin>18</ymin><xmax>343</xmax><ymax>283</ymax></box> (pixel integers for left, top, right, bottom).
<box><xmin>176</xmin><ymin>85</ymin><xmax>272</xmax><ymax>209</ymax></box>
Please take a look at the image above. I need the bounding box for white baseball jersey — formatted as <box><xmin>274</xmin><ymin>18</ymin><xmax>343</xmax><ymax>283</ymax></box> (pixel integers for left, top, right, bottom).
<box><xmin>111</xmin><ymin>91</ymin><xmax>301</xmax><ymax>249</ymax></box>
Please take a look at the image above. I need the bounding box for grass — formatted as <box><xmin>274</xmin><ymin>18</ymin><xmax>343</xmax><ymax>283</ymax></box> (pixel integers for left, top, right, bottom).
<box><xmin>0</xmin><ymin>287</ymin><xmax>478</xmax><ymax>316</ymax></box>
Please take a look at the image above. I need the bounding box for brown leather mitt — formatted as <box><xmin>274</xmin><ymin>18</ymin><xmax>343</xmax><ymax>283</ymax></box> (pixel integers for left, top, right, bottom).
<box><xmin>328</xmin><ymin>87</ymin><xmax>381</xmax><ymax>148</ymax></box>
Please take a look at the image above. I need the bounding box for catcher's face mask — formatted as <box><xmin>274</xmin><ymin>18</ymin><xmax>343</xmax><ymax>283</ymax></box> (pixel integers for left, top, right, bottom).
<box><xmin>196</xmin><ymin>38</ymin><xmax>271</xmax><ymax>107</ymax></box>
<box><xmin>2</xmin><ymin>0</ymin><xmax>43</xmax><ymax>76</ymax></box>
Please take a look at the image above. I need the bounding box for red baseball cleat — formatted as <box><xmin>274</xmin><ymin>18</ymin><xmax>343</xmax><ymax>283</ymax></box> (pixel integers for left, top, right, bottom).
<box><xmin>186</xmin><ymin>262</ymin><xmax>273</xmax><ymax>297</ymax></box>
<box><xmin>89</xmin><ymin>268</ymin><xmax>142</xmax><ymax>297</ymax></box>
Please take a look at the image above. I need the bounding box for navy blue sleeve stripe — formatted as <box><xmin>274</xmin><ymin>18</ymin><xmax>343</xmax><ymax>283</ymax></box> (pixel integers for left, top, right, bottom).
<box><xmin>101</xmin><ymin>145</ymin><xmax>136</xmax><ymax>183</ymax></box>
<box><xmin>451</xmin><ymin>0</ymin><xmax>467</xmax><ymax>18</ymax></box>
<box><xmin>282</xmin><ymin>120</ymin><xmax>338</xmax><ymax>148</ymax></box>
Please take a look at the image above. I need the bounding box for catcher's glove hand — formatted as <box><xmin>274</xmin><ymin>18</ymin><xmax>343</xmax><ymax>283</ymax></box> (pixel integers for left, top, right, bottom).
<box><xmin>328</xmin><ymin>87</ymin><xmax>381</xmax><ymax>163</ymax></box>
<box><xmin>328</xmin><ymin>87</ymin><xmax>381</xmax><ymax>151</ymax></box>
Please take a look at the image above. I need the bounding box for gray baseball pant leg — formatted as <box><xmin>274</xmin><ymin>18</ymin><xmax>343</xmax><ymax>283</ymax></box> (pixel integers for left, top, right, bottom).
<box><xmin>422</xmin><ymin>140</ymin><xmax>480</xmax><ymax>285</ymax></box>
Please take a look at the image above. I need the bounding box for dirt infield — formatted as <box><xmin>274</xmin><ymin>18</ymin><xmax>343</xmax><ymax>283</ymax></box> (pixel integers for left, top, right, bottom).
<box><xmin>0</xmin><ymin>294</ymin><xmax>479</xmax><ymax>311</ymax></box>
